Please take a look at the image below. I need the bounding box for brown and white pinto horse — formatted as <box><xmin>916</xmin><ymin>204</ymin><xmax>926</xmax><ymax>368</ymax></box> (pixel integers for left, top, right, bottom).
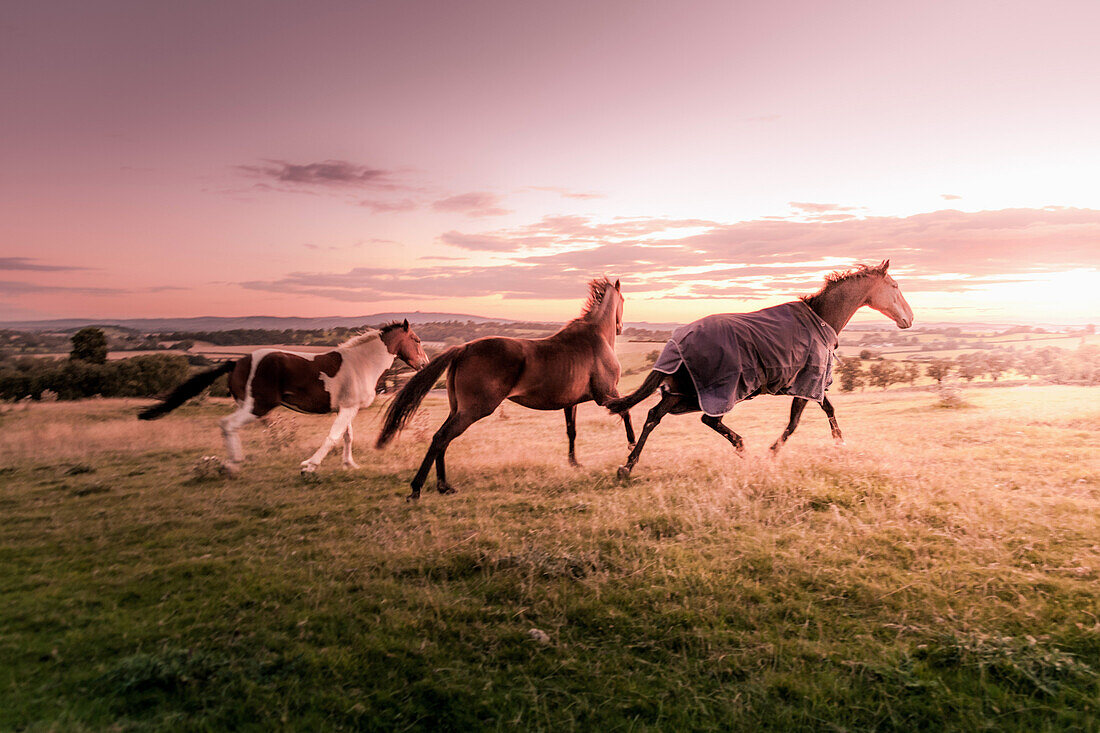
<box><xmin>377</xmin><ymin>278</ymin><xmax>635</xmax><ymax>501</ymax></box>
<box><xmin>139</xmin><ymin>321</ymin><xmax>428</xmax><ymax>474</ymax></box>
<box><xmin>608</xmin><ymin>261</ymin><xmax>914</xmax><ymax>477</ymax></box>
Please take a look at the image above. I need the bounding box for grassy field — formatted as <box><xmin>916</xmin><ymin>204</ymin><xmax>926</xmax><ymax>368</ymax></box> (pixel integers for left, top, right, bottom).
<box><xmin>2</xmin><ymin>385</ymin><xmax>1098</xmax><ymax>730</ymax></box>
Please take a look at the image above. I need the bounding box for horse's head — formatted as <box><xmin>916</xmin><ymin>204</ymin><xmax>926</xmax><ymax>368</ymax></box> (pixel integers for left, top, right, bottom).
<box><xmin>611</xmin><ymin>279</ymin><xmax>623</xmax><ymax>335</ymax></box>
<box><xmin>864</xmin><ymin>261</ymin><xmax>914</xmax><ymax>329</ymax></box>
<box><xmin>382</xmin><ymin>319</ymin><xmax>430</xmax><ymax>370</ymax></box>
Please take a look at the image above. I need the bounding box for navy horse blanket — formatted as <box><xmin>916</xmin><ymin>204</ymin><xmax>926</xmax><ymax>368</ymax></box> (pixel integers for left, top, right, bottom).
<box><xmin>652</xmin><ymin>301</ymin><xmax>838</xmax><ymax>416</ymax></box>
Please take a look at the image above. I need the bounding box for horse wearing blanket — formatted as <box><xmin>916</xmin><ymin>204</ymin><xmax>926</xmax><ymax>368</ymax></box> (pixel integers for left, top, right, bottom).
<box><xmin>139</xmin><ymin>321</ymin><xmax>428</xmax><ymax>475</ymax></box>
<box><xmin>608</xmin><ymin>261</ymin><xmax>913</xmax><ymax>477</ymax></box>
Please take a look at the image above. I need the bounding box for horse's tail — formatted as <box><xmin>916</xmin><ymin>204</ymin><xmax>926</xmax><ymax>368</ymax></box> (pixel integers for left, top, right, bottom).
<box><xmin>137</xmin><ymin>360</ymin><xmax>236</xmax><ymax>420</ymax></box>
<box><xmin>606</xmin><ymin>369</ymin><xmax>664</xmax><ymax>414</ymax></box>
<box><xmin>376</xmin><ymin>346</ymin><xmax>461</xmax><ymax>448</ymax></box>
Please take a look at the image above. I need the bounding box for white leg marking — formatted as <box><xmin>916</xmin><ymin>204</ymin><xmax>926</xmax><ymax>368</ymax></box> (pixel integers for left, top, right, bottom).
<box><xmin>301</xmin><ymin>407</ymin><xmax>359</xmax><ymax>473</ymax></box>
<box><xmin>220</xmin><ymin>407</ymin><xmax>258</xmax><ymax>470</ymax></box>
<box><xmin>342</xmin><ymin>421</ymin><xmax>360</xmax><ymax>469</ymax></box>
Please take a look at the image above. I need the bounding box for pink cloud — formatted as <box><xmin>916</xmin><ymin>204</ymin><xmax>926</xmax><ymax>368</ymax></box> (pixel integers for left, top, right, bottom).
<box><xmin>0</xmin><ymin>257</ymin><xmax>88</xmax><ymax>272</ymax></box>
<box><xmin>0</xmin><ymin>281</ymin><xmax>124</xmax><ymax>296</ymax></box>
<box><xmin>431</xmin><ymin>192</ymin><xmax>512</xmax><ymax>217</ymax></box>
<box><xmin>526</xmin><ymin>185</ymin><xmax>606</xmax><ymax>200</ymax></box>
<box><xmin>789</xmin><ymin>202</ymin><xmax>857</xmax><ymax>213</ymax></box>
<box><xmin>439</xmin><ymin>231</ymin><xmax>517</xmax><ymax>252</ymax></box>
<box><xmin>239</xmin><ymin>160</ymin><xmax>398</xmax><ymax>189</ymax></box>
<box><xmin>359</xmin><ymin>198</ymin><xmax>419</xmax><ymax>213</ymax></box>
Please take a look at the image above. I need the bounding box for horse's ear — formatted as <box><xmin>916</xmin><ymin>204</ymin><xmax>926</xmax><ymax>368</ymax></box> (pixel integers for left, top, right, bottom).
<box><xmin>614</xmin><ymin>279</ymin><xmax>620</xmax><ymax>291</ymax></box>
<box><xmin>402</xmin><ymin>319</ymin><xmax>409</xmax><ymax>331</ymax></box>
<box><xmin>881</xmin><ymin>259</ymin><xmax>890</xmax><ymax>271</ymax></box>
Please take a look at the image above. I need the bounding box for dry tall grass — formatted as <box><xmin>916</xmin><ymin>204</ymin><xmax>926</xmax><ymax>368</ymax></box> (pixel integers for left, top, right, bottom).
<box><xmin>2</xmin><ymin>385</ymin><xmax>1098</xmax><ymax>729</ymax></box>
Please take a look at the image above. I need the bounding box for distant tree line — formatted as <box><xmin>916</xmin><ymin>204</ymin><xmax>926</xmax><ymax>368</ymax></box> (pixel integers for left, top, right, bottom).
<box><xmin>154</xmin><ymin>328</ymin><xmax>358</xmax><ymax>346</ymax></box>
<box><xmin>835</xmin><ymin>344</ymin><xmax>1100</xmax><ymax>392</ymax></box>
<box><xmin>622</xmin><ymin>327</ymin><xmax>674</xmax><ymax>342</ymax></box>
<box><xmin>152</xmin><ymin>322</ymin><xmax>556</xmax><ymax>347</ymax></box>
<box><xmin>0</xmin><ymin>326</ymin><xmax>163</xmax><ymax>357</ymax></box>
<box><xmin>152</xmin><ymin>322</ymin><xmax>674</xmax><ymax>347</ymax></box>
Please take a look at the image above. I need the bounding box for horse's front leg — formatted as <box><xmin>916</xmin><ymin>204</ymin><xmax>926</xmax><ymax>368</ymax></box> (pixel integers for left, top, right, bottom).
<box><xmin>564</xmin><ymin>404</ymin><xmax>580</xmax><ymax>467</ymax></box>
<box><xmin>821</xmin><ymin>394</ymin><xmax>844</xmax><ymax>446</ymax></box>
<box><xmin>621</xmin><ymin>410</ymin><xmax>636</xmax><ymax>449</ymax></box>
<box><xmin>301</xmin><ymin>406</ymin><xmax>359</xmax><ymax>473</ymax></box>
<box><xmin>770</xmin><ymin>398</ymin><xmax>808</xmax><ymax>455</ymax></box>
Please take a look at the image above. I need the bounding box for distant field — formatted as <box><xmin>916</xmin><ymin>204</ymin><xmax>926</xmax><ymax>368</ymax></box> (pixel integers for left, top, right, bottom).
<box><xmin>2</xmin><ymin>385</ymin><xmax>1098</xmax><ymax>730</ymax></box>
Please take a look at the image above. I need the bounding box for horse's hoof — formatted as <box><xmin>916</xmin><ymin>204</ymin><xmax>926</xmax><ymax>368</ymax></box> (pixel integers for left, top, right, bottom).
<box><xmin>342</xmin><ymin>462</ymin><xmax>361</xmax><ymax>470</ymax></box>
<box><xmin>627</xmin><ymin>443</ymin><xmax>637</xmax><ymax>451</ymax></box>
<box><xmin>438</xmin><ymin>483</ymin><xmax>456</xmax><ymax>495</ymax></box>
<box><xmin>616</xmin><ymin>466</ymin><xmax>631</xmax><ymax>480</ymax></box>
<box><xmin>569</xmin><ymin>459</ymin><xmax>581</xmax><ymax>469</ymax></box>
<box><xmin>406</xmin><ymin>493</ymin><xmax>420</xmax><ymax>503</ymax></box>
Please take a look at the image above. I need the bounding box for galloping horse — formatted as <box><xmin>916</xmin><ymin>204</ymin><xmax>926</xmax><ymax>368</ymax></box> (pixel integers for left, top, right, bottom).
<box><xmin>608</xmin><ymin>261</ymin><xmax>913</xmax><ymax>477</ymax></box>
<box><xmin>139</xmin><ymin>321</ymin><xmax>428</xmax><ymax>474</ymax></box>
<box><xmin>377</xmin><ymin>278</ymin><xmax>635</xmax><ymax>500</ymax></box>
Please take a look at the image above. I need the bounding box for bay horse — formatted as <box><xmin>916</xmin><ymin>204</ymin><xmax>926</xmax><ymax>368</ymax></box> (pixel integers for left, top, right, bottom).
<box><xmin>607</xmin><ymin>261</ymin><xmax>913</xmax><ymax>478</ymax></box>
<box><xmin>376</xmin><ymin>278</ymin><xmax>635</xmax><ymax>500</ymax></box>
<box><xmin>139</xmin><ymin>321</ymin><xmax>428</xmax><ymax>474</ymax></box>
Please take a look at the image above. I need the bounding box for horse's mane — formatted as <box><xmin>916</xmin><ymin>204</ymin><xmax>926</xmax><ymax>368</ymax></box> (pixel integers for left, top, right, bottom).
<box><xmin>800</xmin><ymin>261</ymin><xmax>888</xmax><ymax>309</ymax></box>
<box><xmin>338</xmin><ymin>331</ymin><xmax>380</xmax><ymax>348</ymax></box>
<box><xmin>580</xmin><ymin>277</ymin><xmax>615</xmax><ymax>319</ymax></box>
<box><xmin>337</xmin><ymin>321</ymin><xmax>405</xmax><ymax>349</ymax></box>
<box><xmin>337</xmin><ymin>328</ymin><xmax>378</xmax><ymax>348</ymax></box>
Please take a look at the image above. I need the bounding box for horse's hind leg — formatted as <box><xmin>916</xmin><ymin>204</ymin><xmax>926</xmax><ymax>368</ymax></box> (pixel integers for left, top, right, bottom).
<box><xmin>301</xmin><ymin>406</ymin><xmax>359</xmax><ymax>473</ymax></box>
<box><xmin>341</xmin><ymin>421</ymin><xmax>360</xmax><ymax>469</ymax></box>
<box><xmin>617</xmin><ymin>391</ymin><xmax>679</xmax><ymax>479</ymax></box>
<box><xmin>770</xmin><ymin>398</ymin><xmax>808</xmax><ymax>455</ymax></box>
<box><xmin>409</xmin><ymin>409</ymin><xmax>483</xmax><ymax>501</ymax></box>
<box><xmin>593</xmin><ymin>389</ymin><xmax>636</xmax><ymax>448</ymax></box>
<box><xmin>701</xmin><ymin>414</ymin><xmax>745</xmax><ymax>457</ymax></box>
<box><xmin>821</xmin><ymin>395</ymin><xmax>844</xmax><ymax>446</ymax></box>
<box><xmin>409</xmin><ymin>414</ymin><xmax>452</xmax><ymax>498</ymax></box>
<box><xmin>564</xmin><ymin>405</ymin><xmax>580</xmax><ymax>467</ymax></box>
<box><xmin>220</xmin><ymin>406</ymin><xmax>259</xmax><ymax>474</ymax></box>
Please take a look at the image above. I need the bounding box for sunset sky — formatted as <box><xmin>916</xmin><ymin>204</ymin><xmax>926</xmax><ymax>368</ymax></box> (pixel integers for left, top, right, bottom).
<box><xmin>2</xmin><ymin>0</ymin><xmax>1098</xmax><ymax>325</ymax></box>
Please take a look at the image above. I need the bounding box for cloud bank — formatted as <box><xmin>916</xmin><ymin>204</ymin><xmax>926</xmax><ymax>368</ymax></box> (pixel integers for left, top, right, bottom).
<box><xmin>240</xmin><ymin>206</ymin><xmax>1100</xmax><ymax>304</ymax></box>
<box><xmin>0</xmin><ymin>257</ymin><xmax>88</xmax><ymax>272</ymax></box>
